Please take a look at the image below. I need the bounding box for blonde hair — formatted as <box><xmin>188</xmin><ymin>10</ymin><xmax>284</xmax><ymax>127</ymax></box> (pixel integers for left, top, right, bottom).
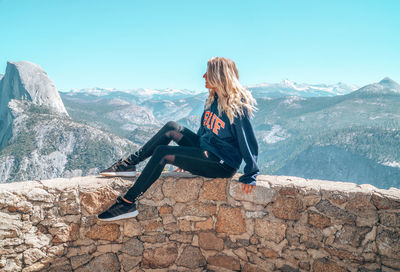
<box><xmin>204</xmin><ymin>57</ymin><xmax>257</xmax><ymax>124</ymax></box>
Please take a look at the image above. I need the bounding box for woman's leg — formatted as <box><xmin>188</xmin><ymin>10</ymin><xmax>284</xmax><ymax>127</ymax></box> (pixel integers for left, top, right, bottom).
<box><xmin>98</xmin><ymin>145</ymin><xmax>235</xmax><ymax>221</ymax></box>
<box><xmin>100</xmin><ymin>121</ymin><xmax>199</xmax><ymax>176</ymax></box>
<box><xmin>128</xmin><ymin>121</ymin><xmax>200</xmax><ymax>164</ymax></box>
<box><xmin>123</xmin><ymin>145</ymin><xmax>236</xmax><ymax>202</ymax></box>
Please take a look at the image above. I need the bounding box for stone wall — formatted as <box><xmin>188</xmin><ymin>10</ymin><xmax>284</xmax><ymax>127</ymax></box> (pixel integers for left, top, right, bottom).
<box><xmin>0</xmin><ymin>173</ymin><xmax>399</xmax><ymax>272</ymax></box>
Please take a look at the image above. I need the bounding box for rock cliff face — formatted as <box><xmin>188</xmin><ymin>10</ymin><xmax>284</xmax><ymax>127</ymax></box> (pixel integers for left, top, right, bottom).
<box><xmin>0</xmin><ymin>61</ymin><xmax>141</xmax><ymax>182</ymax></box>
<box><xmin>0</xmin><ymin>174</ymin><xmax>399</xmax><ymax>271</ymax></box>
<box><xmin>0</xmin><ymin>61</ymin><xmax>68</xmax><ymax>149</ymax></box>
<box><xmin>1</xmin><ymin>61</ymin><xmax>67</xmax><ymax>114</ymax></box>
<box><xmin>0</xmin><ymin>99</ymin><xmax>138</xmax><ymax>182</ymax></box>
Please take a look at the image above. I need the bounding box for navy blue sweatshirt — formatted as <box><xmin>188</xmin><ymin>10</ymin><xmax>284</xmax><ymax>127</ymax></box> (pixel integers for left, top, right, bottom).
<box><xmin>196</xmin><ymin>96</ymin><xmax>259</xmax><ymax>185</ymax></box>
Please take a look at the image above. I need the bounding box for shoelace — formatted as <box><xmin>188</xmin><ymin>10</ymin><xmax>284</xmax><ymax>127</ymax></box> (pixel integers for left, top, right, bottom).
<box><xmin>110</xmin><ymin>159</ymin><xmax>127</xmax><ymax>170</ymax></box>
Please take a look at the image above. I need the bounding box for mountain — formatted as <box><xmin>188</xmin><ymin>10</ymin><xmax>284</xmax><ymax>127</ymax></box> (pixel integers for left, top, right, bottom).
<box><xmin>1</xmin><ymin>61</ymin><xmax>67</xmax><ymax>114</ymax></box>
<box><xmin>350</xmin><ymin>77</ymin><xmax>400</xmax><ymax>96</ymax></box>
<box><xmin>60</xmin><ymin>78</ymin><xmax>400</xmax><ymax>189</ymax></box>
<box><xmin>247</xmin><ymin>79</ymin><xmax>358</xmax><ymax>98</ymax></box>
<box><xmin>0</xmin><ymin>100</ymin><xmax>137</xmax><ymax>182</ymax></box>
<box><xmin>274</xmin><ymin>128</ymin><xmax>400</xmax><ymax>189</ymax></box>
<box><xmin>60</xmin><ymin>91</ymin><xmax>207</xmax><ymax>138</ymax></box>
<box><xmin>0</xmin><ymin>61</ymin><xmax>68</xmax><ymax>149</ymax></box>
<box><xmin>65</xmin><ymin>87</ymin><xmax>201</xmax><ymax>103</ymax></box>
<box><xmin>140</xmin><ymin>93</ymin><xmax>207</xmax><ymax>123</ymax></box>
<box><xmin>0</xmin><ymin>61</ymin><xmax>138</xmax><ymax>183</ymax></box>
<box><xmin>60</xmin><ymin>92</ymin><xmax>161</xmax><ymax>138</ymax></box>
<box><xmin>252</xmin><ymin>78</ymin><xmax>400</xmax><ymax>189</ymax></box>
<box><xmin>59</xmin><ymin>79</ymin><xmax>358</xmax><ymax>138</ymax></box>
<box><xmin>3</xmin><ymin>65</ymin><xmax>399</xmax><ymax>189</ymax></box>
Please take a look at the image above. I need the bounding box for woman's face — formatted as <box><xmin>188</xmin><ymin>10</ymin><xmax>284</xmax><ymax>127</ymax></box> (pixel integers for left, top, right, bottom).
<box><xmin>203</xmin><ymin>72</ymin><xmax>215</xmax><ymax>90</ymax></box>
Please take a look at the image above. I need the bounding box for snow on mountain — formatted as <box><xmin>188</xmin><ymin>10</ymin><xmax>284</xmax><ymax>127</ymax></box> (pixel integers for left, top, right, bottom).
<box><xmin>127</xmin><ymin>88</ymin><xmax>194</xmax><ymax>97</ymax></box>
<box><xmin>0</xmin><ymin>74</ymin><xmax>3</xmax><ymax>81</ymax></box>
<box><xmin>64</xmin><ymin>78</ymin><xmax>360</xmax><ymax>101</ymax></box>
<box><xmin>382</xmin><ymin>161</ymin><xmax>400</xmax><ymax>168</ymax></box>
<box><xmin>247</xmin><ymin>79</ymin><xmax>358</xmax><ymax>98</ymax></box>
<box><xmin>68</xmin><ymin>87</ymin><xmax>118</xmax><ymax>96</ymax></box>
<box><xmin>64</xmin><ymin>87</ymin><xmax>203</xmax><ymax>101</ymax></box>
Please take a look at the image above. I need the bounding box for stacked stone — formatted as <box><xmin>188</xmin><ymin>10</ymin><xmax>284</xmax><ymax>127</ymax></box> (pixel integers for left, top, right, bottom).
<box><xmin>0</xmin><ymin>173</ymin><xmax>399</xmax><ymax>272</ymax></box>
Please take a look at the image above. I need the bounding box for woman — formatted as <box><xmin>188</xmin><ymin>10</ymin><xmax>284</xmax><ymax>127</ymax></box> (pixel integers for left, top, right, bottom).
<box><xmin>98</xmin><ymin>57</ymin><xmax>259</xmax><ymax>221</ymax></box>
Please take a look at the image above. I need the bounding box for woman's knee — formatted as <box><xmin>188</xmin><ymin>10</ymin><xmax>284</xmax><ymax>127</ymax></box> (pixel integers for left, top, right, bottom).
<box><xmin>165</xmin><ymin>130</ymin><xmax>183</xmax><ymax>142</ymax></box>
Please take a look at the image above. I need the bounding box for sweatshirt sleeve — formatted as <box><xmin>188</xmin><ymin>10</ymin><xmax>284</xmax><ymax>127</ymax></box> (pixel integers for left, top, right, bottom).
<box><xmin>233</xmin><ymin>111</ymin><xmax>259</xmax><ymax>185</ymax></box>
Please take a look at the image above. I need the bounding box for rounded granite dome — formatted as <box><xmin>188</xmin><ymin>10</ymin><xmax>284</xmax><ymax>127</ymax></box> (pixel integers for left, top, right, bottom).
<box><xmin>2</xmin><ymin>61</ymin><xmax>68</xmax><ymax>115</ymax></box>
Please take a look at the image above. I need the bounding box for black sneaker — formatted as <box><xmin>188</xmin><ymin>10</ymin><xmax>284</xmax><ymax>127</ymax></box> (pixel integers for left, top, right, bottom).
<box><xmin>98</xmin><ymin>196</ymin><xmax>139</xmax><ymax>221</ymax></box>
<box><xmin>100</xmin><ymin>158</ymin><xmax>137</xmax><ymax>177</ymax></box>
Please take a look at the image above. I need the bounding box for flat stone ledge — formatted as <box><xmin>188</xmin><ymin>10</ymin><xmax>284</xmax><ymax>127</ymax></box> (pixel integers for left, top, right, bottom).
<box><xmin>1</xmin><ymin>174</ymin><xmax>399</xmax><ymax>199</ymax></box>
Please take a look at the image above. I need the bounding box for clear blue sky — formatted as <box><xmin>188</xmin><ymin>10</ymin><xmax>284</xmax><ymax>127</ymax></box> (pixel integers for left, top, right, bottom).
<box><xmin>0</xmin><ymin>0</ymin><xmax>399</xmax><ymax>91</ymax></box>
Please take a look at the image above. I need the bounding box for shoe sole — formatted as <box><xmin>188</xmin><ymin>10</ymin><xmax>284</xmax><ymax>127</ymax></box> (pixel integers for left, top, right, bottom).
<box><xmin>100</xmin><ymin>171</ymin><xmax>138</xmax><ymax>177</ymax></box>
<box><xmin>97</xmin><ymin>210</ymin><xmax>139</xmax><ymax>221</ymax></box>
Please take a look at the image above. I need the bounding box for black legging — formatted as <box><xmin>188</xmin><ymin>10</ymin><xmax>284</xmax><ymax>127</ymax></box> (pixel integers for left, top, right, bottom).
<box><xmin>123</xmin><ymin>121</ymin><xmax>236</xmax><ymax>202</ymax></box>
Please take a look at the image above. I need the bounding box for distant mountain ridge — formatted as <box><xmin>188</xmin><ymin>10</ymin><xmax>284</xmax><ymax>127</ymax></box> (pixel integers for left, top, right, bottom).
<box><xmin>65</xmin><ymin>87</ymin><xmax>202</xmax><ymax>103</ymax></box>
<box><xmin>247</xmin><ymin>79</ymin><xmax>358</xmax><ymax>98</ymax></box>
<box><xmin>351</xmin><ymin>77</ymin><xmax>400</xmax><ymax>96</ymax></box>
<box><xmin>62</xmin><ymin>78</ymin><xmax>358</xmax><ymax>100</ymax></box>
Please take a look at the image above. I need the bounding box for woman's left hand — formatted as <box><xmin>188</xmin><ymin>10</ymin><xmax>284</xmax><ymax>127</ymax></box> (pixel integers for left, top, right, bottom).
<box><xmin>242</xmin><ymin>183</ymin><xmax>255</xmax><ymax>194</ymax></box>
